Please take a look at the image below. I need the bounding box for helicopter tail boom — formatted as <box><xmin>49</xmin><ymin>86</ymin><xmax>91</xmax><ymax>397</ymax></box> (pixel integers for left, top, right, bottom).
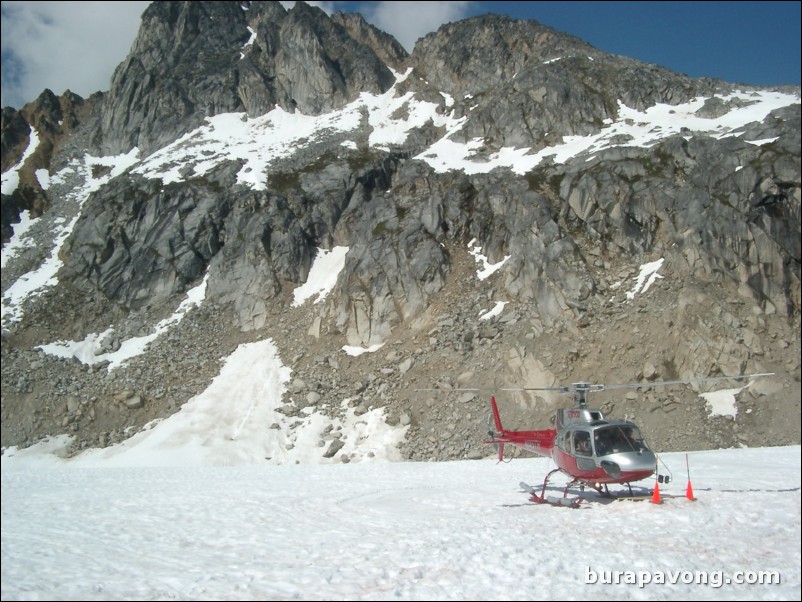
<box><xmin>484</xmin><ymin>396</ymin><xmax>556</xmax><ymax>460</ymax></box>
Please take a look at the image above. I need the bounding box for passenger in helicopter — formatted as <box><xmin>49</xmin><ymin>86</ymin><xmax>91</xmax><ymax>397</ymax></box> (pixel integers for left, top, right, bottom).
<box><xmin>574</xmin><ymin>432</ymin><xmax>592</xmax><ymax>457</ymax></box>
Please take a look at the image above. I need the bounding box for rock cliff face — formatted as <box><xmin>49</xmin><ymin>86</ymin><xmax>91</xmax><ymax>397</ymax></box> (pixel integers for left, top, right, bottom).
<box><xmin>2</xmin><ymin>1</ymin><xmax>800</xmax><ymax>461</ymax></box>
<box><xmin>1</xmin><ymin>89</ymin><xmax>96</xmax><ymax>241</ymax></box>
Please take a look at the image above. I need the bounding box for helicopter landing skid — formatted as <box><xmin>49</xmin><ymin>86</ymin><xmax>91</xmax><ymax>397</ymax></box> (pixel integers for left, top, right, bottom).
<box><xmin>519</xmin><ymin>482</ymin><xmax>582</xmax><ymax>508</ymax></box>
<box><xmin>520</xmin><ymin>469</ymin><xmax>583</xmax><ymax>508</ymax></box>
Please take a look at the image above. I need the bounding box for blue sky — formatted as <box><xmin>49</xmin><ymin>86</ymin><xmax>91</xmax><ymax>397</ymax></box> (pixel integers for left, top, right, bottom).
<box><xmin>1</xmin><ymin>1</ymin><xmax>800</xmax><ymax>109</ymax></box>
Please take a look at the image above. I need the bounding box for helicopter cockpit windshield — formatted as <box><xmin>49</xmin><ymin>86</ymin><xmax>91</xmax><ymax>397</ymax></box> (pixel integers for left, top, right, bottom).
<box><xmin>593</xmin><ymin>425</ymin><xmax>649</xmax><ymax>457</ymax></box>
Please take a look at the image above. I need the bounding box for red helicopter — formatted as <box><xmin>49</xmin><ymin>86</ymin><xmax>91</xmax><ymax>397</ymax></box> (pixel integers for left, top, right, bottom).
<box><xmin>478</xmin><ymin>374</ymin><xmax>774</xmax><ymax>507</ymax></box>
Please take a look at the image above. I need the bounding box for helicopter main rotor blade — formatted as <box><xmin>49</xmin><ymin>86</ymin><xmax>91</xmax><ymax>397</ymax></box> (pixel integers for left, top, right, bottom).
<box><xmin>414</xmin><ymin>373</ymin><xmax>774</xmax><ymax>393</ymax></box>
<box><xmin>601</xmin><ymin>373</ymin><xmax>775</xmax><ymax>390</ymax></box>
<box><xmin>414</xmin><ymin>386</ymin><xmax>572</xmax><ymax>392</ymax></box>
<box><xmin>414</xmin><ymin>388</ymin><xmax>485</xmax><ymax>392</ymax></box>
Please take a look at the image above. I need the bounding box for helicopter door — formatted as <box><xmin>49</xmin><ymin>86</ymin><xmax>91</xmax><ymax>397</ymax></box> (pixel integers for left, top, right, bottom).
<box><xmin>571</xmin><ymin>431</ymin><xmax>596</xmax><ymax>471</ymax></box>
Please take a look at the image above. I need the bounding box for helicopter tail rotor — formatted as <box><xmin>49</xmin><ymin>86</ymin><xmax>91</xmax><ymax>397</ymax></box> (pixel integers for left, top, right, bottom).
<box><xmin>486</xmin><ymin>396</ymin><xmax>506</xmax><ymax>461</ymax></box>
<box><xmin>495</xmin><ymin>442</ymin><xmax>506</xmax><ymax>462</ymax></box>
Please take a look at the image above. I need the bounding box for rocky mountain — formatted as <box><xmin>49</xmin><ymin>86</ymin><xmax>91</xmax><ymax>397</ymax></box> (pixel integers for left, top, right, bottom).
<box><xmin>2</xmin><ymin>1</ymin><xmax>800</xmax><ymax>462</ymax></box>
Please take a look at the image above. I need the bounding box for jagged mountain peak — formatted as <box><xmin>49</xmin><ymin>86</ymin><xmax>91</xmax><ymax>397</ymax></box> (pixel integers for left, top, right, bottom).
<box><xmin>418</xmin><ymin>11</ymin><xmax>596</xmax><ymax>55</ymax></box>
<box><xmin>410</xmin><ymin>12</ymin><xmax>597</xmax><ymax>88</ymax></box>
<box><xmin>97</xmin><ymin>0</ymin><xmax>401</xmax><ymax>156</ymax></box>
<box><xmin>134</xmin><ymin>0</ymin><xmax>250</xmax><ymax>54</ymax></box>
<box><xmin>330</xmin><ymin>11</ymin><xmax>409</xmax><ymax>70</ymax></box>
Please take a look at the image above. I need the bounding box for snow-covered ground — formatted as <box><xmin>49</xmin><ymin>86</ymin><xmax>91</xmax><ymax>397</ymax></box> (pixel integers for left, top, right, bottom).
<box><xmin>2</xmin><ymin>443</ymin><xmax>799</xmax><ymax>601</ymax></box>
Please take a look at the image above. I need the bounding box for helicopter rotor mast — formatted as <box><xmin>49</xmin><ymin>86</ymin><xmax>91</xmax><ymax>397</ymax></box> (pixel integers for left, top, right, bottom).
<box><xmin>495</xmin><ymin>382</ymin><xmax>607</xmax><ymax>408</ymax></box>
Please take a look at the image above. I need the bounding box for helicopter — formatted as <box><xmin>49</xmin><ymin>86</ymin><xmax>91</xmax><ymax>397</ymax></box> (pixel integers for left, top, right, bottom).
<box><xmin>425</xmin><ymin>372</ymin><xmax>774</xmax><ymax>507</ymax></box>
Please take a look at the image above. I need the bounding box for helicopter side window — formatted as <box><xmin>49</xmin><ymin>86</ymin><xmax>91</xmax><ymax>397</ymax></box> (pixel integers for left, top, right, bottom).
<box><xmin>573</xmin><ymin>431</ymin><xmax>592</xmax><ymax>457</ymax></box>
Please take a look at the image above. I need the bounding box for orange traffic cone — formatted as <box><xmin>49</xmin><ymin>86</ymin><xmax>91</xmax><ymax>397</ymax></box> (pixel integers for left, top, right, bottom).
<box><xmin>651</xmin><ymin>481</ymin><xmax>662</xmax><ymax>504</ymax></box>
<box><xmin>686</xmin><ymin>480</ymin><xmax>696</xmax><ymax>501</ymax></box>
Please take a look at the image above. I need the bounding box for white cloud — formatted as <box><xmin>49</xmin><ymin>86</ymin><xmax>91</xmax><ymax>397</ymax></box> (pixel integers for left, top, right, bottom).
<box><xmin>288</xmin><ymin>0</ymin><xmax>470</xmax><ymax>55</ymax></box>
<box><xmin>361</xmin><ymin>0</ymin><xmax>472</xmax><ymax>52</ymax></box>
<box><xmin>1</xmin><ymin>1</ymin><xmax>150</xmax><ymax>108</ymax></box>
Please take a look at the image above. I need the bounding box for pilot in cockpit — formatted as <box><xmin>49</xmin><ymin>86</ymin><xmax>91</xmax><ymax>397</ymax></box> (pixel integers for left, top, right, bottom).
<box><xmin>594</xmin><ymin>431</ymin><xmax>611</xmax><ymax>456</ymax></box>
